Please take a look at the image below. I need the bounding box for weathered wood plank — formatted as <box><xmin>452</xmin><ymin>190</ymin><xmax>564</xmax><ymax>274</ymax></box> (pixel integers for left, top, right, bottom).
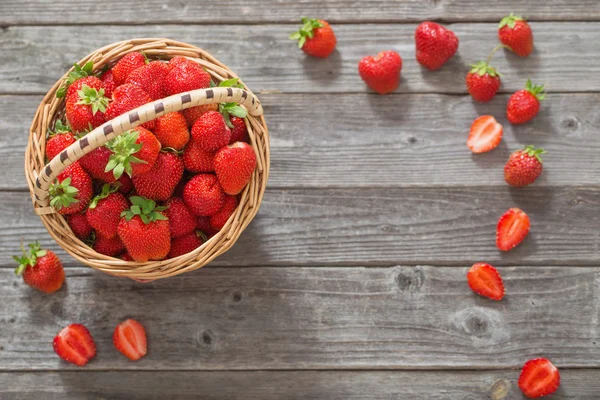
<box><xmin>0</xmin><ymin>266</ymin><xmax>598</xmax><ymax>370</ymax></box>
<box><xmin>2</xmin><ymin>92</ymin><xmax>599</xmax><ymax>190</ymax></box>
<box><xmin>1</xmin><ymin>23</ymin><xmax>599</xmax><ymax>94</ymax></box>
<box><xmin>1</xmin><ymin>0</ymin><xmax>599</xmax><ymax>24</ymax></box>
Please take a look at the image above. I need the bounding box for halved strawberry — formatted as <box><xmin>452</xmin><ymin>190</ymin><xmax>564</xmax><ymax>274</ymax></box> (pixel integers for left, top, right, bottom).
<box><xmin>496</xmin><ymin>208</ymin><xmax>530</xmax><ymax>251</ymax></box>
<box><xmin>466</xmin><ymin>263</ymin><xmax>504</xmax><ymax>300</ymax></box>
<box><xmin>518</xmin><ymin>358</ymin><xmax>560</xmax><ymax>398</ymax></box>
<box><xmin>467</xmin><ymin>115</ymin><xmax>503</xmax><ymax>153</ymax></box>
<box><xmin>53</xmin><ymin>324</ymin><xmax>97</xmax><ymax>367</ymax></box>
<box><xmin>113</xmin><ymin>318</ymin><xmax>147</xmax><ymax>361</ymax></box>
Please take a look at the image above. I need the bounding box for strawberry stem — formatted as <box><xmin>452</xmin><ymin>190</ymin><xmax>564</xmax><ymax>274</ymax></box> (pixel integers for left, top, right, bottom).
<box><xmin>486</xmin><ymin>44</ymin><xmax>512</xmax><ymax>65</ymax></box>
<box><xmin>289</xmin><ymin>17</ymin><xmax>324</xmax><ymax>49</ymax></box>
<box><xmin>121</xmin><ymin>196</ymin><xmax>168</xmax><ymax>225</ymax></box>
<box><xmin>522</xmin><ymin>145</ymin><xmax>547</xmax><ymax>163</ymax></box>
<box><xmin>13</xmin><ymin>241</ymin><xmax>47</xmax><ymax>276</ymax></box>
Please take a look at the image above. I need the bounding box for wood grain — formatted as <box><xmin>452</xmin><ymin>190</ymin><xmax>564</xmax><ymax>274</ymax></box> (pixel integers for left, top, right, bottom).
<box><xmin>1</xmin><ymin>23</ymin><xmax>599</xmax><ymax>94</ymax></box>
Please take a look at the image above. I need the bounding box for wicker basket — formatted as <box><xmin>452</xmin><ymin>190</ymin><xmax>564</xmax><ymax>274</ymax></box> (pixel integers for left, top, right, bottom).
<box><xmin>25</xmin><ymin>38</ymin><xmax>270</xmax><ymax>281</ymax></box>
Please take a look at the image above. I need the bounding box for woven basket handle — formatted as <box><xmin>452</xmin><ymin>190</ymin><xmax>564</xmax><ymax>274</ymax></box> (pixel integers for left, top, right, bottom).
<box><xmin>33</xmin><ymin>87</ymin><xmax>263</xmax><ymax>214</ymax></box>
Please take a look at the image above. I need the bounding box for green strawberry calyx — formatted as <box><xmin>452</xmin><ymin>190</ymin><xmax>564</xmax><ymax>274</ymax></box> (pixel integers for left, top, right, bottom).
<box><xmin>47</xmin><ymin>120</ymin><xmax>72</xmax><ymax>138</ymax></box>
<box><xmin>289</xmin><ymin>17</ymin><xmax>324</xmax><ymax>49</ymax></box>
<box><xmin>88</xmin><ymin>183</ymin><xmax>121</xmax><ymax>209</ymax></box>
<box><xmin>76</xmin><ymin>85</ymin><xmax>109</xmax><ymax>115</ymax></box>
<box><xmin>13</xmin><ymin>242</ymin><xmax>47</xmax><ymax>276</ymax></box>
<box><xmin>525</xmin><ymin>79</ymin><xmax>546</xmax><ymax>101</ymax></box>
<box><xmin>49</xmin><ymin>177</ymin><xmax>80</xmax><ymax>210</ymax></box>
<box><xmin>499</xmin><ymin>13</ymin><xmax>524</xmax><ymax>29</ymax></box>
<box><xmin>521</xmin><ymin>145</ymin><xmax>547</xmax><ymax>164</ymax></box>
<box><xmin>56</xmin><ymin>61</ymin><xmax>94</xmax><ymax>98</ymax></box>
<box><xmin>212</xmin><ymin>78</ymin><xmax>248</xmax><ymax>128</ymax></box>
<box><xmin>105</xmin><ymin>130</ymin><xmax>147</xmax><ymax>179</ymax></box>
<box><xmin>121</xmin><ymin>196</ymin><xmax>168</xmax><ymax>225</ymax></box>
<box><xmin>469</xmin><ymin>61</ymin><xmax>501</xmax><ymax>78</ymax></box>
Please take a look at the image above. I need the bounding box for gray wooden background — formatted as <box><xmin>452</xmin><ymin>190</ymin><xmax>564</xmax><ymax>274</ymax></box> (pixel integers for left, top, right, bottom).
<box><xmin>1</xmin><ymin>1</ymin><xmax>599</xmax><ymax>398</ymax></box>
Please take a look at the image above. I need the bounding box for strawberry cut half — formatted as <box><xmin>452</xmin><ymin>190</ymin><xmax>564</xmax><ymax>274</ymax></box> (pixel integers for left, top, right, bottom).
<box><xmin>113</xmin><ymin>318</ymin><xmax>147</xmax><ymax>361</ymax></box>
<box><xmin>53</xmin><ymin>324</ymin><xmax>97</xmax><ymax>367</ymax></box>
<box><xmin>466</xmin><ymin>262</ymin><xmax>504</xmax><ymax>300</ymax></box>
<box><xmin>518</xmin><ymin>358</ymin><xmax>560</xmax><ymax>398</ymax></box>
<box><xmin>496</xmin><ymin>208</ymin><xmax>530</xmax><ymax>251</ymax></box>
<box><xmin>467</xmin><ymin>115</ymin><xmax>503</xmax><ymax>153</ymax></box>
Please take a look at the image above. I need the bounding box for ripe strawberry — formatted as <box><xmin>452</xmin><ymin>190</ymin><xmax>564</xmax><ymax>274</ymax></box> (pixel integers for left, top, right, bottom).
<box><xmin>93</xmin><ymin>234</ymin><xmax>126</xmax><ymax>257</ymax></box>
<box><xmin>65</xmin><ymin>83</ymin><xmax>109</xmax><ymax>133</ymax></box>
<box><xmin>467</xmin><ymin>263</ymin><xmax>504</xmax><ymax>300</ymax></box>
<box><xmin>518</xmin><ymin>358</ymin><xmax>560</xmax><ymax>398</ymax></box>
<box><xmin>197</xmin><ymin>216</ymin><xmax>219</xmax><ymax>237</ymax></box>
<box><xmin>168</xmin><ymin>55</ymin><xmax>195</xmax><ymax>71</ymax></box>
<box><xmin>504</xmin><ymin>145</ymin><xmax>546</xmax><ymax>188</ymax></box>
<box><xmin>183</xmin><ymin>139</ymin><xmax>214</xmax><ymax>172</ymax></box>
<box><xmin>53</xmin><ymin>324</ymin><xmax>96</xmax><ymax>367</ymax></box>
<box><xmin>100</xmin><ymin>69</ymin><xmax>116</xmax><ymax>98</ymax></box>
<box><xmin>183</xmin><ymin>174</ymin><xmax>225</xmax><ymax>216</ymax></box>
<box><xmin>117</xmin><ymin>196</ymin><xmax>171</xmax><ymax>262</ymax></box>
<box><xmin>358</xmin><ymin>50</ymin><xmax>402</xmax><ymax>94</ymax></box>
<box><xmin>153</xmin><ymin>112</ymin><xmax>190</xmax><ymax>150</ymax></box>
<box><xmin>165</xmin><ymin>62</ymin><xmax>211</xmax><ymax>96</ymax></box>
<box><xmin>214</xmin><ymin>78</ymin><xmax>249</xmax><ymax>130</ymax></box>
<box><xmin>290</xmin><ymin>18</ymin><xmax>336</xmax><ymax>58</ymax></box>
<box><xmin>14</xmin><ymin>242</ymin><xmax>64</xmax><ymax>293</ymax></box>
<box><xmin>65</xmin><ymin>76</ymin><xmax>105</xmax><ymax>101</ymax></box>
<box><xmin>112</xmin><ymin>52</ymin><xmax>146</xmax><ymax>85</ymax></box>
<box><xmin>415</xmin><ymin>21</ymin><xmax>459</xmax><ymax>70</ymax></box>
<box><xmin>466</xmin><ymin>61</ymin><xmax>501</xmax><ymax>102</ymax></box>
<box><xmin>105</xmin><ymin>127</ymin><xmax>161</xmax><ymax>179</ymax></box>
<box><xmin>113</xmin><ymin>319</ymin><xmax>147</xmax><ymax>361</ymax></box>
<box><xmin>191</xmin><ymin>110</ymin><xmax>232</xmax><ymax>152</ymax></box>
<box><xmin>79</xmin><ymin>146</ymin><xmax>117</xmax><ymax>183</ymax></box>
<box><xmin>497</xmin><ymin>208</ymin><xmax>530</xmax><ymax>251</ymax></box>
<box><xmin>120</xmin><ymin>252</ymin><xmax>134</xmax><ymax>261</ymax></box>
<box><xmin>49</xmin><ymin>162</ymin><xmax>93</xmax><ymax>215</ymax></box>
<box><xmin>229</xmin><ymin>116</ymin><xmax>249</xmax><ymax>143</ymax></box>
<box><xmin>67</xmin><ymin>213</ymin><xmax>93</xmax><ymax>239</ymax></box>
<box><xmin>507</xmin><ymin>80</ymin><xmax>546</xmax><ymax>124</ymax></box>
<box><xmin>56</xmin><ymin>61</ymin><xmax>95</xmax><ymax>98</ymax></box>
<box><xmin>125</xmin><ymin>61</ymin><xmax>169</xmax><ymax>100</ymax></box>
<box><xmin>210</xmin><ymin>195</ymin><xmax>238</xmax><ymax>230</ymax></box>
<box><xmin>86</xmin><ymin>184</ymin><xmax>129</xmax><ymax>238</ymax></box>
<box><xmin>499</xmin><ymin>13</ymin><xmax>534</xmax><ymax>57</ymax></box>
<box><xmin>104</xmin><ymin>84</ymin><xmax>155</xmax><ymax>131</ymax></box>
<box><xmin>117</xmin><ymin>173</ymin><xmax>134</xmax><ymax>194</ymax></box>
<box><xmin>46</xmin><ymin>121</ymin><xmax>76</xmax><ymax>160</ymax></box>
<box><xmin>467</xmin><ymin>115</ymin><xmax>503</xmax><ymax>154</ymax></box>
<box><xmin>214</xmin><ymin>142</ymin><xmax>257</xmax><ymax>195</ymax></box>
<box><xmin>165</xmin><ymin>197</ymin><xmax>197</xmax><ymax>238</ymax></box>
<box><xmin>168</xmin><ymin>231</ymin><xmax>204</xmax><ymax>258</ymax></box>
<box><xmin>182</xmin><ymin>104</ymin><xmax>219</xmax><ymax>128</ymax></box>
<box><xmin>132</xmin><ymin>151</ymin><xmax>184</xmax><ymax>201</ymax></box>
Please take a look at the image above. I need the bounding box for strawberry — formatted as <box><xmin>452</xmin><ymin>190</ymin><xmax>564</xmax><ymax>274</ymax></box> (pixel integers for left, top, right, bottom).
<box><xmin>504</xmin><ymin>145</ymin><xmax>546</xmax><ymax>187</ymax></box>
<box><xmin>100</xmin><ymin>69</ymin><xmax>116</xmax><ymax>98</ymax></box>
<box><xmin>117</xmin><ymin>173</ymin><xmax>134</xmax><ymax>194</ymax></box>
<box><xmin>120</xmin><ymin>252</ymin><xmax>134</xmax><ymax>261</ymax></box>
<box><xmin>112</xmin><ymin>52</ymin><xmax>146</xmax><ymax>85</ymax></box>
<box><xmin>168</xmin><ymin>231</ymin><xmax>204</xmax><ymax>258</ymax></box>
<box><xmin>183</xmin><ymin>139</ymin><xmax>214</xmax><ymax>172</ymax></box>
<box><xmin>290</xmin><ymin>18</ymin><xmax>336</xmax><ymax>58</ymax></box>
<box><xmin>467</xmin><ymin>115</ymin><xmax>503</xmax><ymax>154</ymax></box>
<box><xmin>113</xmin><ymin>319</ymin><xmax>147</xmax><ymax>361</ymax></box>
<box><xmin>215</xmin><ymin>79</ymin><xmax>249</xmax><ymax>129</ymax></box>
<box><xmin>466</xmin><ymin>263</ymin><xmax>504</xmax><ymax>300</ymax></box>
<box><xmin>65</xmin><ymin>82</ymin><xmax>109</xmax><ymax>133</ymax></box>
<box><xmin>105</xmin><ymin>127</ymin><xmax>161</xmax><ymax>179</ymax></box>
<box><xmin>168</xmin><ymin>55</ymin><xmax>195</xmax><ymax>71</ymax></box>
<box><xmin>183</xmin><ymin>174</ymin><xmax>225</xmax><ymax>216</ymax></box>
<box><xmin>153</xmin><ymin>112</ymin><xmax>190</xmax><ymax>150</ymax></box>
<box><xmin>86</xmin><ymin>184</ymin><xmax>129</xmax><ymax>238</ymax></box>
<box><xmin>499</xmin><ymin>13</ymin><xmax>534</xmax><ymax>57</ymax></box>
<box><xmin>13</xmin><ymin>242</ymin><xmax>64</xmax><ymax>293</ymax></box>
<box><xmin>466</xmin><ymin>61</ymin><xmax>501</xmax><ymax>102</ymax></box>
<box><xmin>117</xmin><ymin>196</ymin><xmax>171</xmax><ymax>262</ymax></box>
<box><xmin>182</xmin><ymin>104</ymin><xmax>219</xmax><ymax>128</ymax></box>
<box><xmin>65</xmin><ymin>76</ymin><xmax>105</xmax><ymax>102</ymax></box>
<box><xmin>67</xmin><ymin>213</ymin><xmax>93</xmax><ymax>239</ymax></box>
<box><xmin>506</xmin><ymin>80</ymin><xmax>546</xmax><ymax>124</ymax></box>
<box><xmin>210</xmin><ymin>195</ymin><xmax>238</xmax><ymax>230</ymax></box>
<box><xmin>518</xmin><ymin>358</ymin><xmax>560</xmax><ymax>398</ymax></box>
<box><xmin>229</xmin><ymin>116</ymin><xmax>250</xmax><ymax>143</ymax></box>
<box><xmin>496</xmin><ymin>208</ymin><xmax>530</xmax><ymax>252</ymax></box>
<box><xmin>214</xmin><ymin>142</ymin><xmax>257</xmax><ymax>195</ymax></box>
<box><xmin>104</xmin><ymin>84</ymin><xmax>155</xmax><ymax>131</ymax></box>
<box><xmin>53</xmin><ymin>324</ymin><xmax>96</xmax><ymax>367</ymax></box>
<box><xmin>56</xmin><ymin>61</ymin><xmax>95</xmax><ymax>98</ymax></box>
<box><xmin>49</xmin><ymin>162</ymin><xmax>93</xmax><ymax>215</ymax></box>
<box><xmin>165</xmin><ymin>62</ymin><xmax>211</xmax><ymax>96</ymax></box>
<box><xmin>358</xmin><ymin>50</ymin><xmax>402</xmax><ymax>94</ymax></box>
<box><xmin>46</xmin><ymin>120</ymin><xmax>76</xmax><ymax>160</ymax></box>
<box><xmin>191</xmin><ymin>110</ymin><xmax>232</xmax><ymax>152</ymax></box>
<box><xmin>415</xmin><ymin>21</ymin><xmax>459</xmax><ymax>70</ymax></box>
<box><xmin>125</xmin><ymin>61</ymin><xmax>169</xmax><ymax>100</ymax></box>
<box><xmin>79</xmin><ymin>146</ymin><xmax>117</xmax><ymax>183</ymax></box>
<box><xmin>197</xmin><ymin>216</ymin><xmax>219</xmax><ymax>237</ymax></box>
<box><xmin>93</xmin><ymin>234</ymin><xmax>126</xmax><ymax>257</ymax></box>
<box><xmin>132</xmin><ymin>151</ymin><xmax>184</xmax><ymax>201</ymax></box>
<box><xmin>165</xmin><ymin>197</ymin><xmax>197</xmax><ymax>238</ymax></box>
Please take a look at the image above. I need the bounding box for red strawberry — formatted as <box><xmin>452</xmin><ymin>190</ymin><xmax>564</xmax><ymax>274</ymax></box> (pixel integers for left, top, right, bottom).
<box><xmin>504</xmin><ymin>145</ymin><xmax>546</xmax><ymax>187</ymax></box>
<box><xmin>66</xmin><ymin>76</ymin><xmax>105</xmax><ymax>101</ymax></box>
<box><xmin>183</xmin><ymin>139</ymin><xmax>214</xmax><ymax>172</ymax></box>
<box><xmin>466</xmin><ymin>61</ymin><xmax>501</xmax><ymax>102</ymax></box>
<box><xmin>168</xmin><ymin>55</ymin><xmax>195</xmax><ymax>71</ymax></box>
<box><xmin>79</xmin><ymin>146</ymin><xmax>117</xmax><ymax>183</ymax></box>
<box><xmin>120</xmin><ymin>252</ymin><xmax>134</xmax><ymax>261</ymax></box>
<box><xmin>67</xmin><ymin>213</ymin><xmax>93</xmax><ymax>239</ymax></box>
<box><xmin>165</xmin><ymin>197</ymin><xmax>197</xmax><ymax>238</ymax></box>
<box><xmin>191</xmin><ymin>110</ymin><xmax>232</xmax><ymax>152</ymax></box>
<box><xmin>183</xmin><ymin>174</ymin><xmax>225</xmax><ymax>216</ymax></box>
<box><xmin>358</xmin><ymin>50</ymin><xmax>402</xmax><ymax>94</ymax></box>
<box><xmin>182</xmin><ymin>104</ymin><xmax>219</xmax><ymax>128</ymax></box>
<box><xmin>197</xmin><ymin>216</ymin><xmax>219</xmax><ymax>237</ymax></box>
<box><xmin>53</xmin><ymin>324</ymin><xmax>96</xmax><ymax>367</ymax></box>
<box><xmin>153</xmin><ymin>112</ymin><xmax>190</xmax><ymax>150</ymax></box>
<box><xmin>467</xmin><ymin>115</ymin><xmax>503</xmax><ymax>154</ymax></box>
<box><xmin>214</xmin><ymin>142</ymin><xmax>257</xmax><ymax>195</ymax></box>
<box><xmin>518</xmin><ymin>358</ymin><xmax>560</xmax><ymax>398</ymax></box>
<box><xmin>113</xmin><ymin>319</ymin><xmax>147</xmax><ymax>361</ymax></box>
<box><xmin>507</xmin><ymin>80</ymin><xmax>546</xmax><ymax>124</ymax></box>
<box><xmin>46</xmin><ymin>121</ymin><xmax>76</xmax><ymax>160</ymax></box>
<box><xmin>165</xmin><ymin>62</ymin><xmax>211</xmax><ymax>96</ymax></box>
<box><xmin>415</xmin><ymin>21</ymin><xmax>459</xmax><ymax>70</ymax></box>
<box><xmin>117</xmin><ymin>196</ymin><xmax>171</xmax><ymax>262</ymax></box>
<box><xmin>112</xmin><ymin>52</ymin><xmax>146</xmax><ymax>85</ymax></box>
<box><xmin>499</xmin><ymin>13</ymin><xmax>534</xmax><ymax>57</ymax></box>
<box><xmin>168</xmin><ymin>231</ymin><xmax>204</xmax><ymax>258</ymax></box>
<box><xmin>290</xmin><ymin>18</ymin><xmax>336</xmax><ymax>58</ymax></box>
<box><xmin>496</xmin><ymin>208</ymin><xmax>530</xmax><ymax>251</ymax></box>
<box><xmin>56</xmin><ymin>61</ymin><xmax>95</xmax><ymax>99</ymax></box>
<box><xmin>14</xmin><ymin>242</ymin><xmax>64</xmax><ymax>293</ymax></box>
<box><xmin>105</xmin><ymin>84</ymin><xmax>155</xmax><ymax>131</ymax></box>
<box><xmin>100</xmin><ymin>69</ymin><xmax>116</xmax><ymax>98</ymax></box>
<box><xmin>49</xmin><ymin>162</ymin><xmax>93</xmax><ymax>215</ymax></box>
<box><xmin>65</xmin><ymin>82</ymin><xmax>109</xmax><ymax>133</ymax></box>
<box><xmin>132</xmin><ymin>151</ymin><xmax>184</xmax><ymax>201</ymax></box>
<box><xmin>125</xmin><ymin>61</ymin><xmax>169</xmax><ymax>100</ymax></box>
<box><xmin>466</xmin><ymin>263</ymin><xmax>504</xmax><ymax>300</ymax></box>
<box><xmin>93</xmin><ymin>234</ymin><xmax>126</xmax><ymax>257</ymax></box>
<box><xmin>117</xmin><ymin>173</ymin><xmax>134</xmax><ymax>194</ymax></box>
<box><xmin>229</xmin><ymin>116</ymin><xmax>250</xmax><ymax>143</ymax></box>
<box><xmin>105</xmin><ymin>127</ymin><xmax>161</xmax><ymax>179</ymax></box>
<box><xmin>210</xmin><ymin>195</ymin><xmax>238</xmax><ymax>230</ymax></box>
<box><xmin>86</xmin><ymin>184</ymin><xmax>129</xmax><ymax>238</ymax></box>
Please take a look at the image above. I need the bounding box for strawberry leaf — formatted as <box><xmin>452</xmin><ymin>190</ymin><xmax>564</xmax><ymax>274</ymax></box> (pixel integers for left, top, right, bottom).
<box><xmin>121</xmin><ymin>196</ymin><xmax>168</xmax><ymax>224</ymax></box>
<box><xmin>76</xmin><ymin>85</ymin><xmax>109</xmax><ymax>115</ymax></box>
<box><xmin>290</xmin><ymin>17</ymin><xmax>324</xmax><ymax>48</ymax></box>
<box><xmin>49</xmin><ymin>177</ymin><xmax>80</xmax><ymax>211</ymax></box>
<box><xmin>105</xmin><ymin>130</ymin><xmax>147</xmax><ymax>179</ymax></box>
<box><xmin>56</xmin><ymin>61</ymin><xmax>95</xmax><ymax>98</ymax></box>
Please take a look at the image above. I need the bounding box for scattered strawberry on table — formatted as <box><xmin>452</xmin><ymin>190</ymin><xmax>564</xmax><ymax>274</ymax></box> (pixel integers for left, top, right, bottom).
<box><xmin>496</xmin><ymin>208</ymin><xmax>531</xmax><ymax>252</ymax></box>
<box><xmin>415</xmin><ymin>21</ymin><xmax>459</xmax><ymax>70</ymax></box>
<box><xmin>14</xmin><ymin>242</ymin><xmax>65</xmax><ymax>293</ymax></box>
<box><xmin>467</xmin><ymin>262</ymin><xmax>505</xmax><ymax>301</ymax></box>
<box><xmin>507</xmin><ymin>79</ymin><xmax>546</xmax><ymax>124</ymax></box>
<box><xmin>504</xmin><ymin>145</ymin><xmax>546</xmax><ymax>187</ymax></box>
<box><xmin>113</xmin><ymin>319</ymin><xmax>148</xmax><ymax>361</ymax></box>
<box><xmin>358</xmin><ymin>50</ymin><xmax>403</xmax><ymax>94</ymax></box>
<box><xmin>518</xmin><ymin>358</ymin><xmax>560</xmax><ymax>398</ymax></box>
<box><xmin>290</xmin><ymin>18</ymin><xmax>337</xmax><ymax>58</ymax></box>
<box><xmin>465</xmin><ymin>45</ymin><xmax>507</xmax><ymax>102</ymax></box>
<box><xmin>53</xmin><ymin>324</ymin><xmax>97</xmax><ymax>367</ymax></box>
<box><xmin>467</xmin><ymin>115</ymin><xmax>503</xmax><ymax>154</ymax></box>
<box><xmin>499</xmin><ymin>13</ymin><xmax>534</xmax><ymax>57</ymax></box>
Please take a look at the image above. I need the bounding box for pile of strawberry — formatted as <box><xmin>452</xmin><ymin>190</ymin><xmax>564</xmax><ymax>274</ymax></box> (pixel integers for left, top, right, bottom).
<box><xmin>45</xmin><ymin>52</ymin><xmax>257</xmax><ymax>262</ymax></box>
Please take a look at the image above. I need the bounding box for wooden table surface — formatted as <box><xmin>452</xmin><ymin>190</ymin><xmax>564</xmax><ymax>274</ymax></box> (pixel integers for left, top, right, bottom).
<box><xmin>1</xmin><ymin>1</ymin><xmax>600</xmax><ymax>398</ymax></box>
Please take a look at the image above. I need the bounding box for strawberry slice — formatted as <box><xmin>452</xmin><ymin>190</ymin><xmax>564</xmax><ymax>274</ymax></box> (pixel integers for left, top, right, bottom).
<box><xmin>113</xmin><ymin>318</ymin><xmax>147</xmax><ymax>361</ymax></box>
<box><xmin>467</xmin><ymin>262</ymin><xmax>504</xmax><ymax>300</ymax></box>
<box><xmin>53</xmin><ymin>324</ymin><xmax>97</xmax><ymax>367</ymax></box>
<box><xmin>496</xmin><ymin>208</ymin><xmax>530</xmax><ymax>251</ymax></box>
<box><xmin>467</xmin><ymin>115</ymin><xmax>503</xmax><ymax>153</ymax></box>
<box><xmin>518</xmin><ymin>358</ymin><xmax>560</xmax><ymax>398</ymax></box>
